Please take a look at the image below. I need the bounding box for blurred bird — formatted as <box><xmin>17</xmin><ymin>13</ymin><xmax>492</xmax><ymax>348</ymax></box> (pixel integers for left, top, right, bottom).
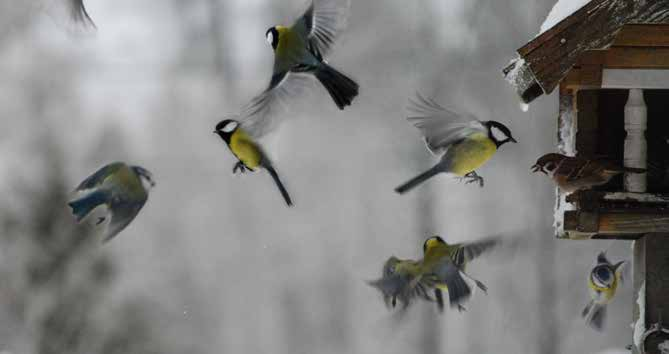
<box><xmin>395</xmin><ymin>94</ymin><xmax>517</xmax><ymax>194</ymax></box>
<box><xmin>369</xmin><ymin>240</ymin><xmax>477</xmax><ymax>311</ymax></box>
<box><xmin>230</xmin><ymin>0</ymin><xmax>358</xmax><ymax>140</ymax></box>
<box><xmin>214</xmin><ymin>119</ymin><xmax>293</xmax><ymax>206</ymax></box>
<box><xmin>531</xmin><ymin>153</ymin><xmax>646</xmax><ymax>192</ymax></box>
<box><xmin>421</xmin><ymin>236</ymin><xmax>496</xmax><ymax>312</ymax></box>
<box><xmin>367</xmin><ymin>256</ymin><xmax>433</xmax><ymax>310</ymax></box>
<box><xmin>68</xmin><ymin>162</ymin><xmax>155</xmax><ymax>242</ymax></box>
<box><xmin>582</xmin><ymin>252</ymin><xmax>626</xmax><ymax>331</ymax></box>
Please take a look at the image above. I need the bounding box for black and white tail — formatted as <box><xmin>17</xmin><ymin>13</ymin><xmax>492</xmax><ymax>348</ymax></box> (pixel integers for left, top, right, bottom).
<box><xmin>265</xmin><ymin>165</ymin><xmax>293</xmax><ymax>207</ymax></box>
<box><xmin>315</xmin><ymin>63</ymin><xmax>359</xmax><ymax>110</ymax></box>
<box><xmin>395</xmin><ymin>166</ymin><xmax>441</xmax><ymax>194</ymax></box>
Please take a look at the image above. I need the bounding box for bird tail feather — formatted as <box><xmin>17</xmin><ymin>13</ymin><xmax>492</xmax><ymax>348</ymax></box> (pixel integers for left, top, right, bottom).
<box><xmin>315</xmin><ymin>63</ymin><xmax>359</xmax><ymax>110</ymax></box>
<box><xmin>68</xmin><ymin>190</ymin><xmax>107</xmax><ymax>222</ymax></box>
<box><xmin>583</xmin><ymin>301</ymin><xmax>606</xmax><ymax>331</ymax></box>
<box><xmin>395</xmin><ymin>167</ymin><xmax>441</xmax><ymax>194</ymax></box>
<box><xmin>265</xmin><ymin>165</ymin><xmax>293</xmax><ymax>207</ymax></box>
<box><xmin>444</xmin><ymin>270</ymin><xmax>472</xmax><ymax>307</ymax></box>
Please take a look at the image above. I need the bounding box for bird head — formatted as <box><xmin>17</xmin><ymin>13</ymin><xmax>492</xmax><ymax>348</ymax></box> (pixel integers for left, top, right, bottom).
<box><xmin>531</xmin><ymin>153</ymin><xmax>565</xmax><ymax>175</ymax></box>
<box><xmin>214</xmin><ymin>119</ymin><xmax>240</xmax><ymax>142</ymax></box>
<box><xmin>131</xmin><ymin>166</ymin><xmax>156</xmax><ymax>190</ymax></box>
<box><xmin>485</xmin><ymin>121</ymin><xmax>517</xmax><ymax>147</ymax></box>
<box><xmin>265</xmin><ymin>27</ymin><xmax>279</xmax><ymax>51</ymax></box>
<box><xmin>423</xmin><ymin>236</ymin><xmax>446</xmax><ymax>253</ymax></box>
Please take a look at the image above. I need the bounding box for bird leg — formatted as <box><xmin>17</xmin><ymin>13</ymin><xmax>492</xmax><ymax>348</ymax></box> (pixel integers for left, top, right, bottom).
<box><xmin>232</xmin><ymin>161</ymin><xmax>248</xmax><ymax>174</ymax></box>
<box><xmin>463</xmin><ymin>171</ymin><xmax>484</xmax><ymax>187</ymax></box>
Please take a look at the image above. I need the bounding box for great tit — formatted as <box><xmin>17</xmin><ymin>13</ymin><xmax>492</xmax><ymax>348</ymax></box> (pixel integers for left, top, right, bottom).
<box><xmin>421</xmin><ymin>236</ymin><xmax>494</xmax><ymax>312</ymax></box>
<box><xmin>214</xmin><ymin>119</ymin><xmax>293</xmax><ymax>206</ymax></box>
<box><xmin>531</xmin><ymin>153</ymin><xmax>646</xmax><ymax>193</ymax></box>
<box><xmin>582</xmin><ymin>252</ymin><xmax>626</xmax><ymax>331</ymax></box>
<box><xmin>231</xmin><ymin>0</ymin><xmax>358</xmax><ymax>139</ymax></box>
<box><xmin>395</xmin><ymin>93</ymin><xmax>516</xmax><ymax>194</ymax></box>
<box><xmin>68</xmin><ymin>162</ymin><xmax>155</xmax><ymax>242</ymax></box>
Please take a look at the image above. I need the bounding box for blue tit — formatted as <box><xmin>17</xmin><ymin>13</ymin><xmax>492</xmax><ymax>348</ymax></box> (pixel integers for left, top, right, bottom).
<box><xmin>582</xmin><ymin>252</ymin><xmax>626</xmax><ymax>330</ymax></box>
<box><xmin>230</xmin><ymin>0</ymin><xmax>358</xmax><ymax>140</ymax></box>
<box><xmin>421</xmin><ymin>236</ymin><xmax>494</xmax><ymax>312</ymax></box>
<box><xmin>395</xmin><ymin>93</ymin><xmax>517</xmax><ymax>194</ymax></box>
<box><xmin>368</xmin><ymin>256</ymin><xmax>433</xmax><ymax>310</ymax></box>
<box><xmin>68</xmin><ymin>162</ymin><xmax>155</xmax><ymax>242</ymax></box>
<box><xmin>214</xmin><ymin>119</ymin><xmax>293</xmax><ymax>206</ymax></box>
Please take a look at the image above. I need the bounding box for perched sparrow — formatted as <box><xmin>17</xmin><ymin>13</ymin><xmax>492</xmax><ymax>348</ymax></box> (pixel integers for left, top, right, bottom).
<box><xmin>531</xmin><ymin>153</ymin><xmax>645</xmax><ymax>192</ymax></box>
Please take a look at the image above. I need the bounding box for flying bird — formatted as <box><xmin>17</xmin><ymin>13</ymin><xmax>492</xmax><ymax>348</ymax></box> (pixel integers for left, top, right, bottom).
<box><xmin>214</xmin><ymin>119</ymin><xmax>293</xmax><ymax>206</ymax></box>
<box><xmin>531</xmin><ymin>153</ymin><xmax>645</xmax><ymax>192</ymax></box>
<box><xmin>368</xmin><ymin>240</ymin><xmax>475</xmax><ymax>312</ymax></box>
<box><xmin>68</xmin><ymin>162</ymin><xmax>155</xmax><ymax>242</ymax></box>
<box><xmin>421</xmin><ymin>236</ymin><xmax>494</xmax><ymax>312</ymax></box>
<box><xmin>231</xmin><ymin>0</ymin><xmax>359</xmax><ymax>140</ymax></box>
<box><xmin>395</xmin><ymin>93</ymin><xmax>516</xmax><ymax>194</ymax></box>
<box><xmin>582</xmin><ymin>252</ymin><xmax>626</xmax><ymax>330</ymax></box>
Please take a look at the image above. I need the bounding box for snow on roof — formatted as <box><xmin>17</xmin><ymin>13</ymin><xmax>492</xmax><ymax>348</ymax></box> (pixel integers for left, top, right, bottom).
<box><xmin>540</xmin><ymin>0</ymin><xmax>590</xmax><ymax>33</ymax></box>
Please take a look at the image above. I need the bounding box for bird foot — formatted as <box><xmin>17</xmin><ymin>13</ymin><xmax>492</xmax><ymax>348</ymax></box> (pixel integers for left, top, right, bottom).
<box><xmin>232</xmin><ymin>161</ymin><xmax>248</xmax><ymax>174</ymax></box>
<box><xmin>457</xmin><ymin>304</ymin><xmax>467</xmax><ymax>312</ymax></box>
<box><xmin>459</xmin><ymin>171</ymin><xmax>484</xmax><ymax>188</ymax></box>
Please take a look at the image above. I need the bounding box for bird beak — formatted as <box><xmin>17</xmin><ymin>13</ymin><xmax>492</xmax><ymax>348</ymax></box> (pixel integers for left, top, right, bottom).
<box><xmin>510</xmin><ymin>137</ymin><xmax>518</xmax><ymax>143</ymax></box>
<box><xmin>213</xmin><ymin>130</ymin><xmax>218</xmax><ymax>134</ymax></box>
<box><xmin>531</xmin><ymin>164</ymin><xmax>541</xmax><ymax>173</ymax></box>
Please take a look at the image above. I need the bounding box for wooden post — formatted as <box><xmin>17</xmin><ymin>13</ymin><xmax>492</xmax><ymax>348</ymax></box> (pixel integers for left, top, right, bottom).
<box><xmin>624</xmin><ymin>89</ymin><xmax>647</xmax><ymax>192</ymax></box>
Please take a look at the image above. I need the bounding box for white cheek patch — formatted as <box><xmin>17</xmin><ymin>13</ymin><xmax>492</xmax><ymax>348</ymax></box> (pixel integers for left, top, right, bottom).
<box><xmin>222</xmin><ymin>121</ymin><xmax>238</xmax><ymax>133</ymax></box>
<box><xmin>266</xmin><ymin>32</ymin><xmax>274</xmax><ymax>46</ymax></box>
<box><xmin>491</xmin><ymin>126</ymin><xmax>507</xmax><ymax>141</ymax></box>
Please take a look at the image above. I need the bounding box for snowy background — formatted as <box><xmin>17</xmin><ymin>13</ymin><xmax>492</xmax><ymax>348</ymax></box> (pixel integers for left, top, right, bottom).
<box><xmin>0</xmin><ymin>0</ymin><xmax>634</xmax><ymax>353</ymax></box>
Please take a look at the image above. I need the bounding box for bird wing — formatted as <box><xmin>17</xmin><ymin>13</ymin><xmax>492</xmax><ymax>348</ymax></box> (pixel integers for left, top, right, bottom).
<box><xmin>235</xmin><ymin>73</ymin><xmax>314</xmax><ymax>139</ymax></box>
<box><xmin>291</xmin><ymin>0</ymin><xmax>351</xmax><ymax>59</ymax></box>
<box><xmin>368</xmin><ymin>273</ymin><xmax>431</xmax><ymax>309</ymax></box>
<box><xmin>67</xmin><ymin>0</ymin><xmax>95</xmax><ymax>27</ymax></box>
<box><xmin>452</xmin><ymin>237</ymin><xmax>500</xmax><ymax>267</ymax></box>
<box><xmin>74</xmin><ymin>162</ymin><xmax>126</xmax><ymax>192</ymax></box>
<box><xmin>104</xmin><ymin>196</ymin><xmax>147</xmax><ymax>242</ymax></box>
<box><xmin>406</xmin><ymin>93</ymin><xmax>486</xmax><ymax>156</ymax></box>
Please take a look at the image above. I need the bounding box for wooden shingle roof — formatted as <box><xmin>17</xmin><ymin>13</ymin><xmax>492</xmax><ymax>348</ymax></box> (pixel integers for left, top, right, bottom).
<box><xmin>503</xmin><ymin>0</ymin><xmax>669</xmax><ymax>104</ymax></box>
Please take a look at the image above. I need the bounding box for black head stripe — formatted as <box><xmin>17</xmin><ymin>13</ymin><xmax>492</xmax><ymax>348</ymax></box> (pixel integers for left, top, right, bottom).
<box><xmin>486</xmin><ymin>121</ymin><xmax>514</xmax><ymax>146</ymax></box>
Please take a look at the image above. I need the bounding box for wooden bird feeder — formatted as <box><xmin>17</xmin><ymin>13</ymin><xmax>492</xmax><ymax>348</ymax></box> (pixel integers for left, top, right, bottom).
<box><xmin>503</xmin><ymin>1</ymin><xmax>669</xmax><ymax>353</ymax></box>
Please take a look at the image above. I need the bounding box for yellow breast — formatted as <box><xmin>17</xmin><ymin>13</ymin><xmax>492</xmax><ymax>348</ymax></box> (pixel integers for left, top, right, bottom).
<box><xmin>230</xmin><ymin>130</ymin><xmax>262</xmax><ymax>169</ymax></box>
<box><xmin>447</xmin><ymin>132</ymin><xmax>497</xmax><ymax>176</ymax></box>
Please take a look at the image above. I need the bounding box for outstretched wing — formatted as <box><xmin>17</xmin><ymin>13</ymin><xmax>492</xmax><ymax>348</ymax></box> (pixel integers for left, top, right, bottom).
<box><xmin>368</xmin><ymin>273</ymin><xmax>431</xmax><ymax>309</ymax></box>
<box><xmin>292</xmin><ymin>0</ymin><xmax>351</xmax><ymax>59</ymax></box>
<box><xmin>67</xmin><ymin>0</ymin><xmax>95</xmax><ymax>27</ymax></box>
<box><xmin>236</xmin><ymin>73</ymin><xmax>315</xmax><ymax>139</ymax></box>
<box><xmin>104</xmin><ymin>198</ymin><xmax>147</xmax><ymax>242</ymax></box>
<box><xmin>74</xmin><ymin>162</ymin><xmax>126</xmax><ymax>192</ymax></box>
<box><xmin>453</xmin><ymin>237</ymin><xmax>500</xmax><ymax>267</ymax></box>
<box><xmin>407</xmin><ymin>93</ymin><xmax>486</xmax><ymax>155</ymax></box>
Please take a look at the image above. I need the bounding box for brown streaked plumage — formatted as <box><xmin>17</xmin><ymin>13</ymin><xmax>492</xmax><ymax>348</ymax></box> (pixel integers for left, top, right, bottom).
<box><xmin>531</xmin><ymin>153</ymin><xmax>645</xmax><ymax>192</ymax></box>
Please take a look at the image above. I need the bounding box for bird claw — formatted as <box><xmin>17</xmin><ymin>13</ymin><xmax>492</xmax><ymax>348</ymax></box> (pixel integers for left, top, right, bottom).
<box><xmin>457</xmin><ymin>304</ymin><xmax>467</xmax><ymax>312</ymax></box>
<box><xmin>232</xmin><ymin>162</ymin><xmax>247</xmax><ymax>174</ymax></box>
<box><xmin>461</xmin><ymin>171</ymin><xmax>484</xmax><ymax>188</ymax></box>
